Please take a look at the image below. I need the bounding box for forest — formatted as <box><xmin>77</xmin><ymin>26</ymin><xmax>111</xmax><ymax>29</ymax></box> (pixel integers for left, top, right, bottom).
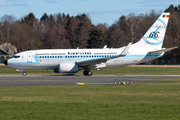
<box><xmin>0</xmin><ymin>4</ymin><xmax>180</xmax><ymax>64</ymax></box>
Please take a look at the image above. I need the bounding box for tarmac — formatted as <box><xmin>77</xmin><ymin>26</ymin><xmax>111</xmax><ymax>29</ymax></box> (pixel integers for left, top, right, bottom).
<box><xmin>0</xmin><ymin>75</ymin><xmax>179</xmax><ymax>87</ymax></box>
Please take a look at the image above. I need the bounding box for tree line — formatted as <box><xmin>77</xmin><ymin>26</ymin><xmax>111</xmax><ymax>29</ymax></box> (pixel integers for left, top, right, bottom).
<box><xmin>0</xmin><ymin>5</ymin><xmax>180</xmax><ymax>62</ymax></box>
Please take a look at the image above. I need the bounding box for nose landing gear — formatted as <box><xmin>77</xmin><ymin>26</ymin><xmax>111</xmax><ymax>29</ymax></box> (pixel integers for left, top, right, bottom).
<box><xmin>22</xmin><ymin>72</ymin><xmax>27</xmax><ymax>76</ymax></box>
<box><xmin>16</xmin><ymin>69</ymin><xmax>27</xmax><ymax>76</ymax></box>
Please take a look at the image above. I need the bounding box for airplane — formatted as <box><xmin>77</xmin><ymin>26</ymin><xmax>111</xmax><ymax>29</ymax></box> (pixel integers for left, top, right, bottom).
<box><xmin>4</xmin><ymin>12</ymin><xmax>177</xmax><ymax>76</ymax></box>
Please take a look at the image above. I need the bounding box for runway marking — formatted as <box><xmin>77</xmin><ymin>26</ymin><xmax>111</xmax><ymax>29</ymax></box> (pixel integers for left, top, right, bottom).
<box><xmin>76</xmin><ymin>83</ymin><xmax>85</xmax><ymax>85</ymax></box>
<box><xmin>76</xmin><ymin>82</ymin><xmax>113</xmax><ymax>85</ymax></box>
<box><xmin>0</xmin><ymin>80</ymin><xmax>11</xmax><ymax>82</ymax></box>
<box><xmin>86</xmin><ymin>83</ymin><xmax>113</xmax><ymax>85</ymax></box>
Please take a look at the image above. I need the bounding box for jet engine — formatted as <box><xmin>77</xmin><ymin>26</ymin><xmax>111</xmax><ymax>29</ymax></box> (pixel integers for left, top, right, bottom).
<box><xmin>54</xmin><ymin>63</ymin><xmax>79</xmax><ymax>73</ymax></box>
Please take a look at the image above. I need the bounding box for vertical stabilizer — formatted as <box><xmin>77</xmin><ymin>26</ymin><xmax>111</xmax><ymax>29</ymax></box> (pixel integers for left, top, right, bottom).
<box><xmin>135</xmin><ymin>12</ymin><xmax>170</xmax><ymax>50</ymax></box>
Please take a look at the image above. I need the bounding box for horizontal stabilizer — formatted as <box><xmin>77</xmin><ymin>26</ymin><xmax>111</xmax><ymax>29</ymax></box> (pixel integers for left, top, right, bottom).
<box><xmin>149</xmin><ymin>47</ymin><xmax>177</xmax><ymax>54</ymax></box>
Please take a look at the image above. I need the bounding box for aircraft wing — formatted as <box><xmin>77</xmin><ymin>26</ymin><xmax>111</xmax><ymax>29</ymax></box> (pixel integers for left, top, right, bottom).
<box><xmin>77</xmin><ymin>43</ymin><xmax>131</xmax><ymax>67</ymax></box>
<box><xmin>148</xmin><ymin>47</ymin><xmax>177</xmax><ymax>54</ymax></box>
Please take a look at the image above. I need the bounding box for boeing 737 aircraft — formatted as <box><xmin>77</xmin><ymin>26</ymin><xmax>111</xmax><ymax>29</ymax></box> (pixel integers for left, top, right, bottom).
<box><xmin>4</xmin><ymin>12</ymin><xmax>177</xmax><ymax>76</ymax></box>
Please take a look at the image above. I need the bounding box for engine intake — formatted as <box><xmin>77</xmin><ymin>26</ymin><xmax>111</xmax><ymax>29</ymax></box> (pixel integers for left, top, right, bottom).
<box><xmin>54</xmin><ymin>63</ymin><xmax>79</xmax><ymax>73</ymax></box>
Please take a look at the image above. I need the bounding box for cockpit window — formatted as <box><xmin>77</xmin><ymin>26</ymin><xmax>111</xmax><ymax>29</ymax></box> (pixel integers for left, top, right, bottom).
<box><xmin>11</xmin><ymin>55</ymin><xmax>20</xmax><ymax>58</ymax></box>
<box><xmin>15</xmin><ymin>56</ymin><xmax>20</xmax><ymax>58</ymax></box>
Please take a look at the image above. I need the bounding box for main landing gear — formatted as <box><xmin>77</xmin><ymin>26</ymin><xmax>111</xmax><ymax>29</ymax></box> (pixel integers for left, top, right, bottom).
<box><xmin>83</xmin><ymin>69</ymin><xmax>93</xmax><ymax>76</ymax></box>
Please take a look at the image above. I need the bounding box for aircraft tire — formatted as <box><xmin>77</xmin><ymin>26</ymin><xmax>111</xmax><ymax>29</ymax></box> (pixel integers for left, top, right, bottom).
<box><xmin>83</xmin><ymin>71</ymin><xmax>88</xmax><ymax>76</ymax></box>
<box><xmin>22</xmin><ymin>72</ymin><xmax>26</xmax><ymax>76</ymax></box>
<box><xmin>83</xmin><ymin>69</ymin><xmax>93</xmax><ymax>76</ymax></box>
<box><xmin>87</xmin><ymin>71</ymin><xmax>93</xmax><ymax>76</ymax></box>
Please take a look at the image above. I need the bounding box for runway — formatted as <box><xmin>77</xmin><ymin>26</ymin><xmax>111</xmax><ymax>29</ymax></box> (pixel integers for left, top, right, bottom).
<box><xmin>0</xmin><ymin>75</ymin><xmax>180</xmax><ymax>86</ymax></box>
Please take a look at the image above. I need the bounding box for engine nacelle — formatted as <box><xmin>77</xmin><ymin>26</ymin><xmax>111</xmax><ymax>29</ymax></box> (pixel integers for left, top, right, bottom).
<box><xmin>54</xmin><ymin>63</ymin><xmax>79</xmax><ymax>73</ymax></box>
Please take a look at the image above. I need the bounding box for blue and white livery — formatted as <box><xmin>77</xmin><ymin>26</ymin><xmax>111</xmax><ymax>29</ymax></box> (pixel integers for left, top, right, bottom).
<box><xmin>4</xmin><ymin>13</ymin><xmax>176</xmax><ymax>76</ymax></box>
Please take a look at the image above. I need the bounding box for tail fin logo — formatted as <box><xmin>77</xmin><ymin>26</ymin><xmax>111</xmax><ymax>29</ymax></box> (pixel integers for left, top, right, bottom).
<box><xmin>143</xmin><ymin>19</ymin><xmax>167</xmax><ymax>45</ymax></box>
<box><xmin>146</xmin><ymin>25</ymin><xmax>161</xmax><ymax>41</ymax></box>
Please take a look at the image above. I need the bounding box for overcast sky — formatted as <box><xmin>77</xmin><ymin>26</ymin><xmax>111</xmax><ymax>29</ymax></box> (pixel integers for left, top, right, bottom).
<box><xmin>0</xmin><ymin>0</ymin><xmax>180</xmax><ymax>25</ymax></box>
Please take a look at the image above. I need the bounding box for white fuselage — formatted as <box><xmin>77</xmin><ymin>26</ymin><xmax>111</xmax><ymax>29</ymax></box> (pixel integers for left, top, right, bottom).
<box><xmin>7</xmin><ymin>43</ymin><xmax>163</xmax><ymax>70</ymax></box>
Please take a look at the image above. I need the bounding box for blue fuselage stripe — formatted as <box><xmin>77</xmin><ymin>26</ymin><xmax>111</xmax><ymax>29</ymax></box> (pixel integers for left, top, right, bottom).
<box><xmin>8</xmin><ymin>54</ymin><xmax>163</xmax><ymax>65</ymax></box>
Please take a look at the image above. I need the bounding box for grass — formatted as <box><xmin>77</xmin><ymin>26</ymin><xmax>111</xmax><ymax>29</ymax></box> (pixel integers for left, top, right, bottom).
<box><xmin>0</xmin><ymin>65</ymin><xmax>180</xmax><ymax>75</ymax></box>
<box><xmin>0</xmin><ymin>81</ymin><xmax>180</xmax><ymax>120</ymax></box>
<box><xmin>0</xmin><ymin>65</ymin><xmax>180</xmax><ymax>119</ymax></box>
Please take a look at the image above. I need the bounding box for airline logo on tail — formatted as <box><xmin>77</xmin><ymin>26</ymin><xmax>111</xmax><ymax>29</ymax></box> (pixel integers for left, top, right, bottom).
<box><xmin>146</xmin><ymin>25</ymin><xmax>161</xmax><ymax>42</ymax></box>
<box><xmin>143</xmin><ymin>14</ymin><xmax>170</xmax><ymax>45</ymax></box>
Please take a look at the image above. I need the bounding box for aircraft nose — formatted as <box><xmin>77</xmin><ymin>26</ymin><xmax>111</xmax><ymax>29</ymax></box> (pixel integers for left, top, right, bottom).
<box><xmin>4</xmin><ymin>59</ymin><xmax>8</xmax><ymax>66</ymax></box>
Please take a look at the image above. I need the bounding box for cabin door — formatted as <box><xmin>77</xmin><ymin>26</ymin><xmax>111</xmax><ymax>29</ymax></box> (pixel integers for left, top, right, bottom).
<box><xmin>27</xmin><ymin>52</ymin><xmax>32</xmax><ymax>62</ymax></box>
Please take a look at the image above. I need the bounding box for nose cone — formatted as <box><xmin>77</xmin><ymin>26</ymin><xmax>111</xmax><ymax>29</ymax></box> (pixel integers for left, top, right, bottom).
<box><xmin>4</xmin><ymin>59</ymin><xmax>8</xmax><ymax>66</ymax></box>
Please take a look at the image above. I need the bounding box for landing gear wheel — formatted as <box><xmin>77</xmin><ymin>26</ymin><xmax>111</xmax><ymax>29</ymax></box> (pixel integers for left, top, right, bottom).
<box><xmin>83</xmin><ymin>70</ymin><xmax>93</xmax><ymax>76</ymax></box>
<box><xmin>22</xmin><ymin>72</ymin><xmax>26</xmax><ymax>76</ymax></box>
<box><xmin>83</xmin><ymin>71</ymin><xmax>88</xmax><ymax>76</ymax></box>
<box><xmin>87</xmin><ymin>71</ymin><xmax>93</xmax><ymax>76</ymax></box>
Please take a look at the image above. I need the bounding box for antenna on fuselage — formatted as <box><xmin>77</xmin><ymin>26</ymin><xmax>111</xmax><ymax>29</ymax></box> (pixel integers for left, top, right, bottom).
<box><xmin>103</xmin><ymin>45</ymin><xmax>107</xmax><ymax>49</ymax></box>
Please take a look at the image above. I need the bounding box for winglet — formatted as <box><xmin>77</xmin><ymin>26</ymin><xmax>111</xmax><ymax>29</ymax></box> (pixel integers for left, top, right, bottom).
<box><xmin>118</xmin><ymin>42</ymin><xmax>131</xmax><ymax>57</ymax></box>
